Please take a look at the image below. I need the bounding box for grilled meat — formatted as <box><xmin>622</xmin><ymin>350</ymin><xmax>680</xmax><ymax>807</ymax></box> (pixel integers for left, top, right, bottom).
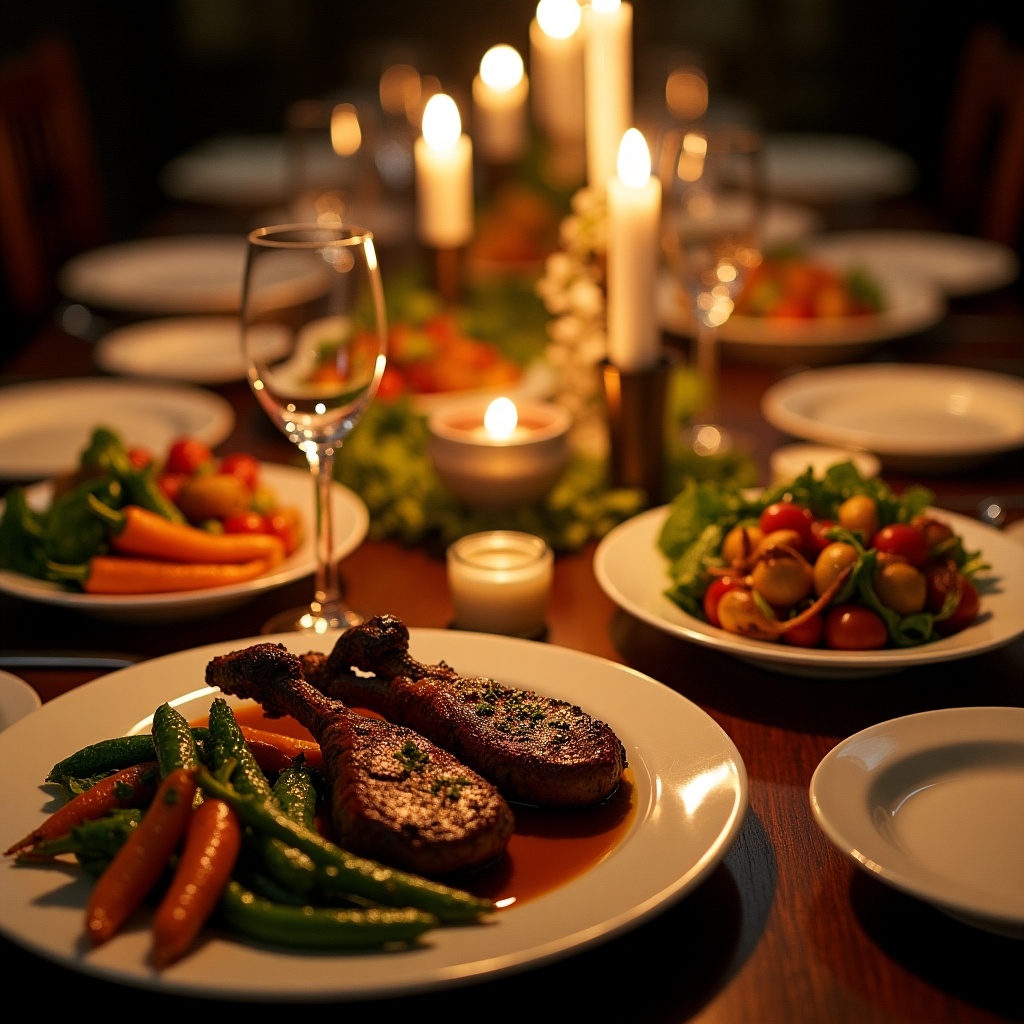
<box><xmin>298</xmin><ymin>614</ymin><xmax>628</xmax><ymax>808</ymax></box>
<box><xmin>205</xmin><ymin>642</ymin><xmax>514</xmax><ymax>878</ymax></box>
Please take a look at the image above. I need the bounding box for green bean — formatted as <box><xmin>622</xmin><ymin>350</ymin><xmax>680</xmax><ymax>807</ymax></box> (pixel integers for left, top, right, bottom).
<box><xmin>46</xmin><ymin>728</ymin><xmax>211</xmax><ymax>784</ymax></box>
<box><xmin>272</xmin><ymin>764</ymin><xmax>319</xmax><ymax>829</ymax></box>
<box><xmin>152</xmin><ymin>703</ymin><xmax>203</xmax><ymax>776</ymax></box>
<box><xmin>198</xmin><ymin>768</ymin><xmax>495</xmax><ymax>924</ymax></box>
<box><xmin>255</xmin><ymin>761</ymin><xmax>321</xmax><ymax>897</ymax></box>
<box><xmin>207</xmin><ymin>698</ymin><xmax>272</xmax><ymax>798</ymax></box>
<box><xmin>219</xmin><ymin>880</ymin><xmax>438</xmax><ymax>949</ymax></box>
<box><xmin>18</xmin><ymin>809</ymin><xmax>143</xmax><ymax>876</ymax></box>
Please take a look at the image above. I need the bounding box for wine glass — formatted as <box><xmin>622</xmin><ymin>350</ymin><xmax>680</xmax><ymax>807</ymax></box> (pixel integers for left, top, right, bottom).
<box><xmin>241</xmin><ymin>223</ymin><xmax>387</xmax><ymax>634</ymax></box>
<box><xmin>657</xmin><ymin>125</ymin><xmax>764</xmax><ymax>449</ymax></box>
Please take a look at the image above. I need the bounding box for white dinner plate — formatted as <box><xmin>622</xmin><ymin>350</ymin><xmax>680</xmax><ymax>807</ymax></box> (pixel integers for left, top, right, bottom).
<box><xmin>593</xmin><ymin>505</ymin><xmax>1024</xmax><ymax>679</ymax></box>
<box><xmin>0</xmin><ymin>378</ymin><xmax>235</xmax><ymax>481</ymax></box>
<box><xmin>0</xmin><ymin>463</ymin><xmax>368</xmax><ymax>622</ymax></box>
<box><xmin>0</xmin><ymin>629</ymin><xmax>748</xmax><ymax>1001</ymax></box>
<box><xmin>0</xmin><ymin>670</ymin><xmax>41</xmax><ymax>731</ymax></box>
<box><xmin>761</xmin><ymin>364</ymin><xmax>1024</xmax><ymax>472</ymax></box>
<box><xmin>57</xmin><ymin>235</ymin><xmax>328</xmax><ymax>315</ymax></box>
<box><xmin>810</xmin><ymin>707</ymin><xmax>1024</xmax><ymax>937</ymax></box>
<box><xmin>94</xmin><ymin>316</ymin><xmax>288</xmax><ymax>385</ymax></box>
<box><xmin>763</xmin><ymin>133</ymin><xmax>918</xmax><ymax>204</ymax></box>
<box><xmin>810</xmin><ymin>230</ymin><xmax>1021</xmax><ymax>297</ymax></box>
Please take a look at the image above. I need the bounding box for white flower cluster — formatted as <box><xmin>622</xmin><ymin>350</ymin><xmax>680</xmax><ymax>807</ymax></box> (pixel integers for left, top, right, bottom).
<box><xmin>535</xmin><ymin>187</ymin><xmax>611</xmax><ymax>457</ymax></box>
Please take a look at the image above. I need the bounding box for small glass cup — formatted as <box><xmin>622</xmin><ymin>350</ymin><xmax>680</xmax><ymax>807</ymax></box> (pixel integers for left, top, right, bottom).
<box><xmin>446</xmin><ymin>531</ymin><xmax>553</xmax><ymax>639</ymax></box>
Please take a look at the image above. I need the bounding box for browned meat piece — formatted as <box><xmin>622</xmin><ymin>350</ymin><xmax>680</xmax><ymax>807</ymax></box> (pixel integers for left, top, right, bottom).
<box><xmin>298</xmin><ymin>614</ymin><xmax>628</xmax><ymax>809</ymax></box>
<box><xmin>205</xmin><ymin>642</ymin><xmax>514</xmax><ymax>878</ymax></box>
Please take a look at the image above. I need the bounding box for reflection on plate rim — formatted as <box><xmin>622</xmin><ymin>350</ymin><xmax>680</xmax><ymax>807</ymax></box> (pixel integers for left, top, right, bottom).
<box><xmin>0</xmin><ymin>378</ymin><xmax>235</xmax><ymax>481</ymax></box>
<box><xmin>0</xmin><ymin>629</ymin><xmax>748</xmax><ymax>1001</ymax></box>
<box><xmin>593</xmin><ymin>505</ymin><xmax>1024</xmax><ymax>679</ymax></box>
<box><xmin>0</xmin><ymin>670</ymin><xmax>42</xmax><ymax>731</ymax></box>
<box><xmin>809</xmin><ymin>706</ymin><xmax>1024</xmax><ymax>934</ymax></box>
<box><xmin>761</xmin><ymin>364</ymin><xmax>1024</xmax><ymax>458</ymax></box>
<box><xmin>0</xmin><ymin>463</ymin><xmax>368</xmax><ymax>621</ymax></box>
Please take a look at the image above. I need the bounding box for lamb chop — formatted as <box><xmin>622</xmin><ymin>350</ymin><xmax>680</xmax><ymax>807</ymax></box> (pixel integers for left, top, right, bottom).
<box><xmin>205</xmin><ymin>641</ymin><xmax>514</xmax><ymax>878</ymax></box>
<box><xmin>298</xmin><ymin>614</ymin><xmax>628</xmax><ymax>809</ymax></box>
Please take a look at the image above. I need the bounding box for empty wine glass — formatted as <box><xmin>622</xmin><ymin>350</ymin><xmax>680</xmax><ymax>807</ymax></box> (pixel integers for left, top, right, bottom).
<box><xmin>658</xmin><ymin>125</ymin><xmax>764</xmax><ymax>446</ymax></box>
<box><xmin>241</xmin><ymin>223</ymin><xmax>387</xmax><ymax>634</ymax></box>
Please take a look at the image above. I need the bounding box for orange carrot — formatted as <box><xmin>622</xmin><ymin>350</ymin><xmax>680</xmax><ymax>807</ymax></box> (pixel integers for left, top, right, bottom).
<box><xmin>238</xmin><ymin>724</ymin><xmax>324</xmax><ymax>774</ymax></box>
<box><xmin>84</xmin><ymin>767</ymin><xmax>198</xmax><ymax>946</ymax></box>
<box><xmin>96</xmin><ymin>501</ymin><xmax>286</xmax><ymax>564</ymax></box>
<box><xmin>55</xmin><ymin>555</ymin><xmax>279</xmax><ymax>594</ymax></box>
<box><xmin>4</xmin><ymin>761</ymin><xmax>160</xmax><ymax>857</ymax></box>
<box><xmin>151</xmin><ymin>797</ymin><xmax>242</xmax><ymax>968</ymax></box>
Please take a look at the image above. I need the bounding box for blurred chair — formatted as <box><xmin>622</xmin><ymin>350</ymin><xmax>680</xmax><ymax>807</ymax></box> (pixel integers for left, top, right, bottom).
<box><xmin>0</xmin><ymin>34</ymin><xmax>109</xmax><ymax>325</ymax></box>
<box><xmin>940</xmin><ymin>22</ymin><xmax>1024</xmax><ymax>249</ymax></box>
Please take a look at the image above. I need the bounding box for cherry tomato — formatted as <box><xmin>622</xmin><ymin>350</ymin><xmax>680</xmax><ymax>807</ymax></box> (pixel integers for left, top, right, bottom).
<box><xmin>156</xmin><ymin>472</ymin><xmax>188</xmax><ymax>504</ymax></box>
<box><xmin>703</xmin><ymin>575</ymin><xmax>745</xmax><ymax>628</ymax></box>
<box><xmin>219</xmin><ymin>452</ymin><xmax>260</xmax><ymax>492</ymax></box>
<box><xmin>223</xmin><ymin>510</ymin><xmax>269</xmax><ymax>535</ymax></box>
<box><xmin>758</xmin><ymin>502</ymin><xmax>814</xmax><ymax>553</ymax></box>
<box><xmin>375</xmin><ymin>364</ymin><xmax>407</xmax><ymax>401</ymax></box>
<box><xmin>165</xmin><ymin>437</ymin><xmax>214</xmax><ymax>476</ymax></box>
<box><xmin>873</xmin><ymin>559</ymin><xmax>927</xmax><ymax>615</ymax></box>
<box><xmin>925</xmin><ymin>564</ymin><xmax>979</xmax><ymax>636</ymax></box>
<box><xmin>837</xmin><ymin>494</ymin><xmax>879</xmax><ymax>540</ymax></box>
<box><xmin>781</xmin><ymin>611</ymin><xmax>823</xmax><ymax>648</ymax></box>
<box><xmin>872</xmin><ymin>523</ymin><xmax>929</xmax><ymax>568</ymax></box>
<box><xmin>823</xmin><ymin>604</ymin><xmax>888</xmax><ymax>650</ymax></box>
<box><xmin>808</xmin><ymin>517</ymin><xmax>835</xmax><ymax>555</ymax></box>
<box><xmin>127</xmin><ymin>446</ymin><xmax>152</xmax><ymax>469</ymax></box>
<box><xmin>266</xmin><ymin>507</ymin><xmax>302</xmax><ymax>556</ymax></box>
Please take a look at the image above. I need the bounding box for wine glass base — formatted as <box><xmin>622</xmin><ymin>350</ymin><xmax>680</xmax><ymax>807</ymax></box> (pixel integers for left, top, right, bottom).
<box><xmin>260</xmin><ymin>605</ymin><xmax>364</xmax><ymax>636</ymax></box>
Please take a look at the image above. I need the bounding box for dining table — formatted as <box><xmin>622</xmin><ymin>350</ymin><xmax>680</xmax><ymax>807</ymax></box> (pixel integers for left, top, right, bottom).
<box><xmin>1</xmin><ymin>208</ymin><xmax>1023</xmax><ymax>1020</ymax></box>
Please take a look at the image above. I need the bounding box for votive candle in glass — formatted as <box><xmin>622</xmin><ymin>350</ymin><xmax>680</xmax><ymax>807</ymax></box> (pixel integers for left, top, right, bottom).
<box><xmin>447</xmin><ymin>531</ymin><xmax>554</xmax><ymax>638</ymax></box>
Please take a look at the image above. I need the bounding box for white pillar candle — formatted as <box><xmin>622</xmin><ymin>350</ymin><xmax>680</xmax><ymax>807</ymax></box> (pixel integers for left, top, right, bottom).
<box><xmin>472</xmin><ymin>45</ymin><xmax>530</xmax><ymax>165</ymax></box>
<box><xmin>447</xmin><ymin>531</ymin><xmax>554</xmax><ymax>638</ymax></box>
<box><xmin>584</xmin><ymin>0</ymin><xmax>633</xmax><ymax>192</ymax></box>
<box><xmin>529</xmin><ymin>0</ymin><xmax>584</xmax><ymax>144</ymax></box>
<box><xmin>414</xmin><ymin>93</ymin><xmax>474</xmax><ymax>249</ymax></box>
<box><xmin>606</xmin><ymin>128</ymin><xmax>661</xmax><ymax>371</ymax></box>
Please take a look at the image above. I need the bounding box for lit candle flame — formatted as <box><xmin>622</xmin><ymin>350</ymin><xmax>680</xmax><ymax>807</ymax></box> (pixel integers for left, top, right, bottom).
<box><xmin>536</xmin><ymin>0</ymin><xmax>581</xmax><ymax>39</ymax></box>
<box><xmin>616</xmin><ymin>128</ymin><xmax>651</xmax><ymax>189</ymax></box>
<box><xmin>422</xmin><ymin>93</ymin><xmax>461</xmax><ymax>150</ymax></box>
<box><xmin>330</xmin><ymin>103</ymin><xmax>362</xmax><ymax>156</ymax></box>
<box><xmin>480</xmin><ymin>45</ymin><xmax>524</xmax><ymax>92</ymax></box>
<box><xmin>483</xmin><ymin>397</ymin><xmax>519</xmax><ymax>439</ymax></box>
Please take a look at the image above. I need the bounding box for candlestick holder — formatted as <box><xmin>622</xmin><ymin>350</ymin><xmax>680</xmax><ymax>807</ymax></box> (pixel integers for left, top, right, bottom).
<box><xmin>599</xmin><ymin>355</ymin><xmax>672</xmax><ymax>506</ymax></box>
<box><xmin>428</xmin><ymin>245</ymin><xmax>465</xmax><ymax>305</ymax></box>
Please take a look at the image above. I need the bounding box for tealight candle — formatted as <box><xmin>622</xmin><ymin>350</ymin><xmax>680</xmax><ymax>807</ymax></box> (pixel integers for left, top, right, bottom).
<box><xmin>472</xmin><ymin>45</ymin><xmax>529</xmax><ymax>165</ymax></box>
<box><xmin>427</xmin><ymin>397</ymin><xmax>572</xmax><ymax>508</ymax></box>
<box><xmin>414</xmin><ymin>93</ymin><xmax>474</xmax><ymax>249</ymax></box>
<box><xmin>584</xmin><ymin>0</ymin><xmax>633</xmax><ymax>191</ymax></box>
<box><xmin>606</xmin><ymin>128</ymin><xmax>661</xmax><ymax>371</ymax></box>
<box><xmin>447</xmin><ymin>530</ymin><xmax>553</xmax><ymax>638</ymax></box>
<box><xmin>529</xmin><ymin>0</ymin><xmax>584</xmax><ymax>145</ymax></box>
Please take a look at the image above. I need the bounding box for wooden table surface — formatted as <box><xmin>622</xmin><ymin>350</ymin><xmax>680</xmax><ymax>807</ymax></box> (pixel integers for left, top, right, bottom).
<box><xmin>1</xmin><ymin>253</ymin><xmax>1022</xmax><ymax>1019</ymax></box>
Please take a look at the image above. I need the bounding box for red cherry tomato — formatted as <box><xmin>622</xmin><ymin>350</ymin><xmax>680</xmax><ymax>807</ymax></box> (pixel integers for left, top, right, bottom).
<box><xmin>222</xmin><ymin>510</ymin><xmax>269</xmax><ymax>535</ymax></box>
<box><xmin>759</xmin><ymin>502</ymin><xmax>815</xmax><ymax>554</ymax></box>
<box><xmin>871</xmin><ymin>523</ymin><xmax>930</xmax><ymax>568</ymax></box>
<box><xmin>375</xmin><ymin>364</ymin><xmax>407</xmax><ymax>401</ymax></box>
<box><xmin>165</xmin><ymin>437</ymin><xmax>214</xmax><ymax>476</ymax></box>
<box><xmin>266</xmin><ymin>507</ymin><xmax>302</xmax><ymax>556</ymax></box>
<box><xmin>823</xmin><ymin>604</ymin><xmax>888</xmax><ymax>650</ymax></box>
<box><xmin>808</xmin><ymin>518</ymin><xmax>835</xmax><ymax>555</ymax></box>
<box><xmin>925</xmin><ymin>565</ymin><xmax>979</xmax><ymax>636</ymax></box>
<box><xmin>127</xmin><ymin>446</ymin><xmax>152</xmax><ymax>470</ymax></box>
<box><xmin>781</xmin><ymin>611</ymin><xmax>823</xmax><ymax>648</ymax></box>
<box><xmin>218</xmin><ymin>452</ymin><xmax>260</xmax><ymax>492</ymax></box>
<box><xmin>156</xmin><ymin>472</ymin><xmax>189</xmax><ymax>504</ymax></box>
<box><xmin>703</xmin><ymin>575</ymin><xmax>745</xmax><ymax>628</ymax></box>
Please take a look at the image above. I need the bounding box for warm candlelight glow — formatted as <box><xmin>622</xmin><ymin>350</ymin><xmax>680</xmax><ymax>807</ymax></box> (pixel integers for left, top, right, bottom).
<box><xmin>422</xmin><ymin>93</ymin><xmax>461</xmax><ymax>150</ymax></box>
<box><xmin>480</xmin><ymin>45</ymin><xmax>524</xmax><ymax>92</ymax></box>
<box><xmin>617</xmin><ymin>127</ymin><xmax>651</xmax><ymax>188</ymax></box>
<box><xmin>583</xmin><ymin>0</ymin><xmax>633</xmax><ymax>190</ymax></box>
<box><xmin>483</xmin><ymin>397</ymin><xmax>519</xmax><ymax>439</ymax></box>
<box><xmin>330</xmin><ymin>103</ymin><xmax>361</xmax><ymax>157</ymax></box>
<box><xmin>592</xmin><ymin>0</ymin><xmax>620</xmax><ymax>12</ymax></box>
<box><xmin>536</xmin><ymin>0</ymin><xmax>581</xmax><ymax>39</ymax></box>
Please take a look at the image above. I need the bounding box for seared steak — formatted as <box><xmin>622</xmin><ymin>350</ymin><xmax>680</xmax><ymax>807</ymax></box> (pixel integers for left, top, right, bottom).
<box><xmin>205</xmin><ymin>642</ymin><xmax>514</xmax><ymax>878</ymax></box>
<box><xmin>298</xmin><ymin>614</ymin><xmax>628</xmax><ymax>808</ymax></box>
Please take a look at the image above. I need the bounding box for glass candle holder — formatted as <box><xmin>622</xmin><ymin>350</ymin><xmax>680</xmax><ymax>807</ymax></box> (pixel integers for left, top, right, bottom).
<box><xmin>446</xmin><ymin>531</ymin><xmax>553</xmax><ymax>638</ymax></box>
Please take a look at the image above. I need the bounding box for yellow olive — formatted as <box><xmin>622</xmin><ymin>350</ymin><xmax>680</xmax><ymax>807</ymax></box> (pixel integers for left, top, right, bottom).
<box><xmin>813</xmin><ymin>541</ymin><xmax>858</xmax><ymax>598</ymax></box>
<box><xmin>755</xmin><ymin>528</ymin><xmax>803</xmax><ymax>558</ymax></box>
<box><xmin>721</xmin><ymin>523</ymin><xmax>762</xmax><ymax>564</ymax></box>
<box><xmin>873</xmin><ymin>560</ymin><xmax>927</xmax><ymax>615</ymax></box>
<box><xmin>837</xmin><ymin>494</ymin><xmax>879</xmax><ymax>540</ymax></box>
<box><xmin>716</xmin><ymin>588</ymin><xmax>780</xmax><ymax>641</ymax></box>
<box><xmin>752</xmin><ymin>554</ymin><xmax>813</xmax><ymax>608</ymax></box>
<box><xmin>175</xmin><ymin>473</ymin><xmax>250</xmax><ymax>524</ymax></box>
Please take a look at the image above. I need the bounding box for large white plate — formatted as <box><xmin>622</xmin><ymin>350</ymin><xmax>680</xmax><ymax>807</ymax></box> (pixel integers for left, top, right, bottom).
<box><xmin>761</xmin><ymin>364</ymin><xmax>1024</xmax><ymax>471</ymax></box>
<box><xmin>658</xmin><ymin>268</ymin><xmax>945</xmax><ymax>365</ymax></box>
<box><xmin>593</xmin><ymin>505</ymin><xmax>1024</xmax><ymax>679</ymax></box>
<box><xmin>57</xmin><ymin>235</ymin><xmax>328</xmax><ymax>315</ymax></box>
<box><xmin>0</xmin><ymin>629</ymin><xmax>748</xmax><ymax>1000</ymax></box>
<box><xmin>0</xmin><ymin>379</ymin><xmax>235</xmax><ymax>481</ymax></box>
<box><xmin>0</xmin><ymin>670</ymin><xmax>41</xmax><ymax>731</ymax></box>
<box><xmin>810</xmin><ymin>707</ymin><xmax>1024</xmax><ymax>937</ymax></box>
<box><xmin>94</xmin><ymin>316</ymin><xmax>288</xmax><ymax>385</ymax></box>
<box><xmin>0</xmin><ymin>463</ymin><xmax>368</xmax><ymax>622</ymax></box>
<box><xmin>809</xmin><ymin>230</ymin><xmax>1021</xmax><ymax>297</ymax></box>
<box><xmin>763</xmin><ymin>133</ymin><xmax>918</xmax><ymax>204</ymax></box>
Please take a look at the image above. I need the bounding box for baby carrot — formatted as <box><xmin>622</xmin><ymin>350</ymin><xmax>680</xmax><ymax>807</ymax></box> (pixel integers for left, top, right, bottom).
<box><xmin>4</xmin><ymin>761</ymin><xmax>160</xmax><ymax>857</ymax></box>
<box><xmin>85</xmin><ymin>767</ymin><xmax>198</xmax><ymax>946</ymax></box>
<box><xmin>151</xmin><ymin>796</ymin><xmax>242</xmax><ymax>968</ymax></box>
<box><xmin>51</xmin><ymin>555</ymin><xmax>278</xmax><ymax>594</ymax></box>
<box><xmin>238</xmin><ymin>724</ymin><xmax>324</xmax><ymax>775</ymax></box>
<box><xmin>89</xmin><ymin>497</ymin><xmax>286</xmax><ymax>565</ymax></box>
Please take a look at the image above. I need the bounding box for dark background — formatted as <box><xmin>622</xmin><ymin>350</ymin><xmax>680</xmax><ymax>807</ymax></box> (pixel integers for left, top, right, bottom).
<box><xmin>1</xmin><ymin>0</ymin><xmax>1019</xmax><ymax>243</ymax></box>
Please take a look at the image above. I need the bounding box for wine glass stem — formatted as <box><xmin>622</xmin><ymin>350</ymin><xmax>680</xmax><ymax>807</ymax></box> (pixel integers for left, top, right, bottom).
<box><xmin>695</xmin><ymin>320</ymin><xmax>719</xmax><ymax>422</ymax></box>
<box><xmin>307</xmin><ymin>443</ymin><xmax>340</xmax><ymax>617</ymax></box>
